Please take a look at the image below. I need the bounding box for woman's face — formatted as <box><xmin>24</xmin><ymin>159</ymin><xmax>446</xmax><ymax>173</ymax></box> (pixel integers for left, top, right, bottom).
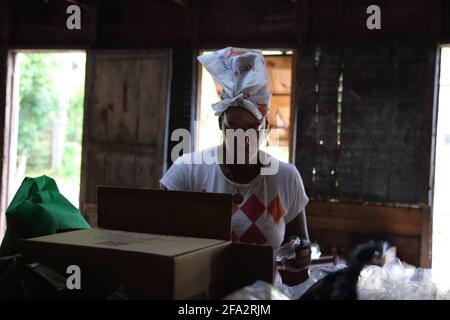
<box><xmin>220</xmin><ymin>107</ymin><xmax>267</xmax><ymax>164</ymax></box>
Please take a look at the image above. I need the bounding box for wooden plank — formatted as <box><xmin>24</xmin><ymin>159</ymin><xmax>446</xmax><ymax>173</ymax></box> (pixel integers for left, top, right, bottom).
<box><xmin>420</xmin><ymin>208</ymin><xmax>432</xmax><ymax>267</ymax></box>
<box><xmin>1</xmin><ymin>0</ymin><xmax>442</xmax><ymax>48</ymax></box>
<box><xmin>134</xmin><ymin>155</ymin><xmax>161</xmax><ymax>188</ymax></box>
<box><xmin>80</xmin><ymin>50</ymin><xmax>172</xmax><ymax>225</ymax></box>
<box><xmin>0</xmin><ymin>50</ymin><xmax>8</xmax><ymax>238</ymax></box>
<box><xmin>267</xmin><ymin>66</ymin><xmax>292</xmax><ymax>95</ymax></box>
<box><xmin>137</xmin><ymin>54</ymin><xmax>171</xmax><ymax>145</ymax></box>
<box><xmin>289</xmin><ymin>49</ymin><xmax>299</xmax><ymax>164</ymax></box>
<box><xmin>166</xmin><ymin>48</ymin><xmax>197</xmax><ymax>168</ymax></box>
<box><xmin>89</xmin><ymin>57</ymin><xmax>139</xmax><ymax>143</ymax></box>
<box><xmin>104</xmin><ymin>153</ymin><xmax>136</xmax><ymax>187</ymax></box>
<box><xmin>315</xmin><ymin>45</ymin><xmax>339</xmax><ymax>197</ymax></box>
<box><xmin>295</xmin><ymin>46</ymin><xmax>316</xmax><ymax>195</ymax></box>
<box><xmin>85</xmin><ymin>149</ymin><xmax>106</xmax><ymax>204</ymax></box>
<box><xmin>295</xmin><ymin>44</ymin><xmax>341</xmax><ymax>199</ymax></box>
<box><xmin>307</xmin><ymin>201</ymin><xmax>424</xmax><ymax>225</ymax></box>
<box><xmin>309</xmin><ymin>227</ymin><xmax>421</xmax><ymax>266</ymax></box>
<box><xmin>268</xmin><ymin>95</ymin><xmax>291</xmax><ymax>146</ymax></box>
<box><xmin>308</xmin><ymin>216</ymin><xmax>422</xmax><ymax>237</ymax></box>
<box><xmin>305</xmin><ymin>201</ymin><xmax>429</xmax><ymax>266</ymax></box>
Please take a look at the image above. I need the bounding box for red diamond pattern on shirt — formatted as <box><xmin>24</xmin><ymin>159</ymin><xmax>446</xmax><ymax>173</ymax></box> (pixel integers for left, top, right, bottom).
<box><xmin>232</xmin><ymin>202</ymin><xmax>239</xmax><ymax>215</ymax></box>
<box><xmin>267</xmin><ymin>195</ymin><xmax>285</xmax><ymax>224</ymax></box>
<box><xmin>239</xmin><ymin>224</ymin><xmax>267</xmax><ymax>244</ymax></box>
<box><xmin>240</xmin><ymin>194</ymin><xmax>265</xmax><ymax>223</ymax></box>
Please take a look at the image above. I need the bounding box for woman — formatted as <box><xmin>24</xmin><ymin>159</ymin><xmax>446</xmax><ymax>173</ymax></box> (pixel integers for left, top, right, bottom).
<box><xmin>160</xmin><ymin>47</ymin><xmax>311</xmax><ymax>281</ymax></box>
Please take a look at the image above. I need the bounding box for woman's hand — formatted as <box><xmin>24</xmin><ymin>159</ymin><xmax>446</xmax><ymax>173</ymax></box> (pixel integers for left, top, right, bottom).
<box><xmin>278</xmin><ymin>241</ymin><xmax>312</xmax><ymax>272</ymax></box>
<box><xmin>281</xmin><ymin>212</ymin><xmax>311</xmax><ymax>272</ymax></box>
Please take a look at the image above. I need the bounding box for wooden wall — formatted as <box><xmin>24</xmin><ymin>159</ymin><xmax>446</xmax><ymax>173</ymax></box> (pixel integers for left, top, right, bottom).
<box><xmin>307</xmin><ymin>202</ymin><xmax>431</xmax><ymax>266</ymax></box>
<box><xmin>0</xmin><ymin>0</ymin><xmax>444</xmax><ymax>49</ymax></box>
<box><xmin>295</xmin><ymin>41</ymin><xmax>436</xmax><ymax>204</ymax></box>
<box><xmin>294</xmin><ymin>41</ymin><xmax>437</xmax><ymax>267</ymax></box>
<box><xmin>80</xmin><ymin>50</ymin><xmax>172</xmax><ymax>225</ymax></box>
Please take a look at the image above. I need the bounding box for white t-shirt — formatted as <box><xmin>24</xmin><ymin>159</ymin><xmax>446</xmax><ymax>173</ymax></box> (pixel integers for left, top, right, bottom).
<box><xmin>160</xmin><ymin>146</ymin><xmax>309</xmax><ymax>250</ymax></box>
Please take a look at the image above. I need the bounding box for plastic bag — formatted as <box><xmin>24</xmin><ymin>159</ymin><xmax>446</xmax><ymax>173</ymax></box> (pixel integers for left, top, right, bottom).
<box><xmin>0</xmin><ymin>254</ymin><xmax>68</xmax><ymax>299</ymax></box>
<box><xmin>273</xmin><ymin>237</ymin><xmax>311</xmax><ymax>269</ymax></box>
<box><xmin>358</xmin><ymin>258</ymin><xmax>438</xmax><ymax>300</ymax></box>
<box><xmin>224</xmin><ymin>280</ymin><xmax>290</xmax><ymax>300</ymax></box>
<box><xmin>272</xmin><ymin>237</ymin><xmax>311</xmax><ymax>290</ymax></box>
<box><xmin>274</xmin><ymin>237</ymin><xmax>302</xmax><ymax>262</ymax></box>
<box><xmin>277</xmin><ymin>264</ymin><xmax>347</xmax><ymax>300</ymax></box>
<box><xmin>0</xmin><ymin>176</ymin><xmax>90</xmax><ymax>256</ymax></box>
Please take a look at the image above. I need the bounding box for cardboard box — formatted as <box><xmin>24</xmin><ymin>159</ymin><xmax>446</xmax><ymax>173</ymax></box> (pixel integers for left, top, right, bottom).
<box><xmin>19</xmin><ymin>187</ymin><xmax>274</xmax><ymax>299</ymax></box>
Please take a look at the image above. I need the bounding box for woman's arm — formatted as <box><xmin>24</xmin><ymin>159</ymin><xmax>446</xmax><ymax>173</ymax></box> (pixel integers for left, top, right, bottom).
<box><xmin>284</xmin><ymin>210</ymin><xmax>309</xmax><ymax>242</ymax></box>
<box><xmin>282</xmin><ymin>210</ymin><xmax>311</xmax><ymax>271</ymax></box>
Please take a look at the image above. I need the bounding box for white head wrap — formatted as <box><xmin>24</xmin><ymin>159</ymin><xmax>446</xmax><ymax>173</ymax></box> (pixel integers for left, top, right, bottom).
<box><xmin>197</xmin><ymin>47</ymin><xmax>272</xmax><ymax>120</ymax></box>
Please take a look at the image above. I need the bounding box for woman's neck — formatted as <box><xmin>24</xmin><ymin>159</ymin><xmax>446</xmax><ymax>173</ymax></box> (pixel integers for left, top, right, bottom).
<box><xmin>219</xmin><ymin>144</ymin><xmax>262</xmax><ymax>184</ymax></box>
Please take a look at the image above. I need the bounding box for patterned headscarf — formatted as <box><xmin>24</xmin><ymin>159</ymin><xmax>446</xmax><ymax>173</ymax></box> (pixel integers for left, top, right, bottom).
<box><xmin>197</xmin><ymin>47</ymin><xmax>272</xmax><ymax>120</ymax></box>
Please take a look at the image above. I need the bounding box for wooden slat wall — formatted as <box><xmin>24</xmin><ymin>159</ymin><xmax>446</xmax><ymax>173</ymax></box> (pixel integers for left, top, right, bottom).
<box><xmin>295</xmin><ymin>41</ymin><xmax>436</xmax><ymax>267</ymax></box>
<box><xmin>296</xmin><ymin>41</ymin><xmax>436</xmax><ymax>205</ymax></box>
<box><xmin>340</xmin><ymin>42</ymin><xmax>435</xmax><ymax>204</ymax></box>
<box><xmin>296</xmin><ymin>45</ymin><xmax>341</xmax><ymax>199</ymax></box>
<box><xmin>307</xmin><ymin>201</ymin><xmax>431</xmax><ymax>267</ymax></box>
<box><xmin>80</xmin><ymin>50</ymin><xmax>172</xmax><ymax>226</ymax></box>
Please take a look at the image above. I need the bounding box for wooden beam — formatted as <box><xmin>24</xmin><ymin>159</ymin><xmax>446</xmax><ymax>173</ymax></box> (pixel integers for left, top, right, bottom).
<box><xmin>191</xmin><ymin>0</ymin><xmax>200</xmax><ymax>46</ymax></box>
<box><xmin>0</xmin><ymin>0</ymin><xmax>9</xmax><ymax>47</ymax></box>
<box><xmin>294</xmin><ymin>0</ymin><xmax>310</xmax><ymax>47</ymax></box>
<box><xmin>306</xmin><ymin>201</ymin><xmax>430</xmax><ymax>266</ymax></box>
<box><xmin>429</xmin><ymin>0</ymin><xmax>442</xmax><ymax>38</ymax></box>
<box><xmin>65</xmin><ymin>0</ymin><xmax>91</xmax><ymax>10</ymax></box>
<box><xmin>307</xmin><ymin>201</ymin><xmax>426</xmax><ymax>237</ymax></box>
<box><xmin>87</xmin><ymin>0</ymin><xmax>98</xmax><ymax>48</ymax></box>
<box><xmin>308</xmin><ymin>216</ymin><xmax>422</xmax><ymax>237</ymax></box>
